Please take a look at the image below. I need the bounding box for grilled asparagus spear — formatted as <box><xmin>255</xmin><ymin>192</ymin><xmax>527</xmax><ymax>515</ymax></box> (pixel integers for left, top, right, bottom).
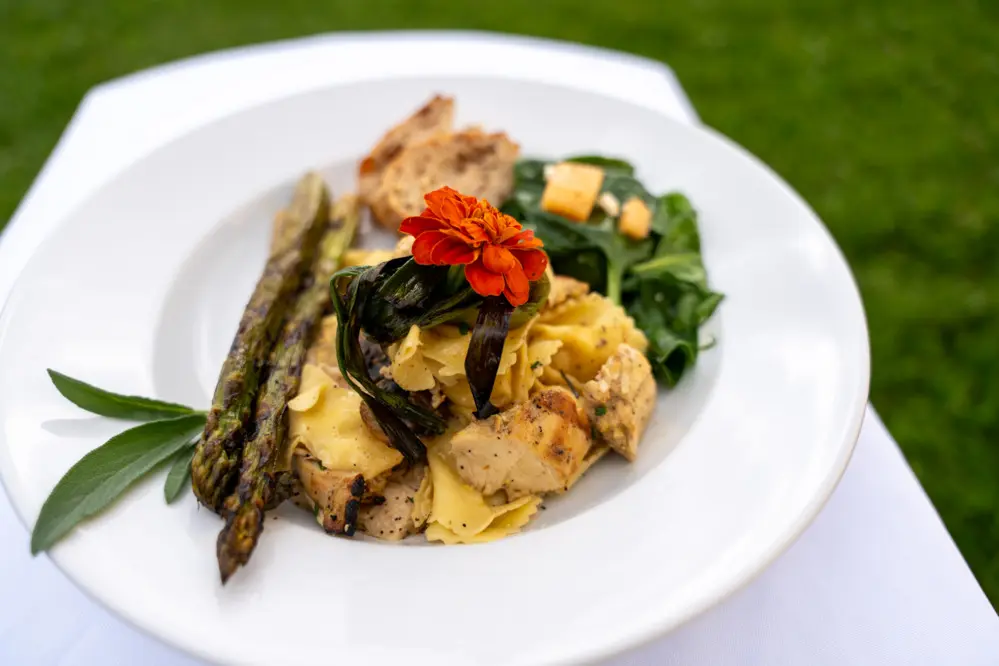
<box><xmin>216</xmin><ymin>196</ymin><xmax>360</xmax><ymax>582</ymax></box>
<box><xmin>191</xmin><ymin>173</ymin><xmax>331</xmax><ymax>512</ymax></box>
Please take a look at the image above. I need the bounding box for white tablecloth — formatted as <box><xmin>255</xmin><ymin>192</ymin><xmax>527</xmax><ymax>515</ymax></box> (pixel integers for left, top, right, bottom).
<box><xmin>0</xmin><ymin>32</ymin><xmax>996</xmax><ymax>666</ymax></box>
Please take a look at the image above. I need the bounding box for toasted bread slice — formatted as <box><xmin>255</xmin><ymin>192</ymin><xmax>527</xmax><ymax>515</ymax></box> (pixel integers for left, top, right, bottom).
<box><xmin>370</xmin><ymin>129</ymin><xmax>520</xmax><ymax>229</ymax></box>
<box><xmin>358</xmin><ymin>95</ymin><xmax>455</xmax><ymax>206</ymax></box>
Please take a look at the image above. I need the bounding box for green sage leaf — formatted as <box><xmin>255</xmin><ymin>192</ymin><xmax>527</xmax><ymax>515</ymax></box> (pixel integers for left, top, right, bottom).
<box><xmin>47</xmin><ymin>369</ymin><xmax>196</xmax><ymax>421</ymax></box>
<box><xmin>164</xmin><ymin>443</ymin><xmax>197</xmax><ymax>504</ymax></box>
<box><xmin>31</xmin><ymin>413</ymin><xmax>206</xmax><ymax>554</ymax></box>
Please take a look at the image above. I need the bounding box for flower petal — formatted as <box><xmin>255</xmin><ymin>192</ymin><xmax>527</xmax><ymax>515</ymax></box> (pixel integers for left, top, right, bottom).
<box><xmin>482</xmin><ymin>245</ymin><xmax>517</xmax><ymax>274</ymax></box>
<box><xmin>478</xmin><ymin>208</ymin><xmax>503</xmax><ymax>239</ymax></box>
<box><xmin>503</xmin><ymin>263</ymin><xmax>530</xmax><ymax>307</ymax></box>
<box><xmin>510</xmin><ymin>249</ymin><xmax>549</xmax><ymax>281</ymax></box>
<box><xmin>502</xmin><ymin>229</ymin><xmax>543</xmax><ymax>249</ymax></box>
<box><xmin>465</xmin><ymin>258</ymin><xmax>505</xmax><ymax>297</ymax></box>
<box><xmin>405</xmin><ymin>186</ymin><xmax>543</xmax><ymax>288</ymax></box>
<box><xmin>441</xmin><ymin>197</ymin><xmax>469</xmax><ymax>223</ymax></box>
<box><xmin>495</xmin><ymin>226</ymin><xmax>522</xmax><ymax>244</ymax></box>
<box><xmin>425</xmin><ymin>186</ymin><xmax>474</xmax><ymax>222</ymax></box>
<box><xmin>440</xmin><ymin>245</ymin><xmax>479</xmax><ymax>265</ymax></box>
<box><xmin>400</xmin><ymin>215</ymin><xmax>447</xmax><ymax>236</ymax></box>
<box><xmin>411</xmin><ymin>231</ymin><xmax>449</xmax><ymax>264</ymax></box>
<box><xmin>455</xmin><ymin>218</ymin><xmax>490</xmax><ymax>244</ymax></box>
<box><xmin>492</xmin><ymin>213</ymin><xmax>525</xmax><ymax>242</ymax></box>
<box><xmin>423</xmin><ymin>187</ymin><xmax>456</xmax><ymax>219</ymax></box>
<box><xmin>430</xmin><ymin>237</ymin><xmax>478</xmax><ymax>265</ymax></box>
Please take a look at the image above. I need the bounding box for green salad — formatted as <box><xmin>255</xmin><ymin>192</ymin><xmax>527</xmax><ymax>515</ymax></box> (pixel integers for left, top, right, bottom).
<box><xmin>502</xmin><ymin>155</ymin><xmax>723</xmax><ymax>386</ymax></box>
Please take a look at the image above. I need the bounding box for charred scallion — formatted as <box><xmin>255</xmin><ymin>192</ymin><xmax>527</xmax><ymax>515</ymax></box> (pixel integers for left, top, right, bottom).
<box><xmin>465</xmin><ymin>297</ymin><xmax>514</xmax><ymax>419</ymax></box>
<box><xmin>331</xmin><ymin>258</ymin><xmax>551</xmax><ymax>459</ymax></box>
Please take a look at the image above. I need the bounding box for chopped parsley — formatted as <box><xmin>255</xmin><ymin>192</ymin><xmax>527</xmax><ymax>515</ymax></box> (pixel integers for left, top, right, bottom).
<box><xmin>530</xmin><ymin>360</ymin><xmax>543</xmax><ymax>370</ymax></box>
<box><xmin>406</xmin><ymin>496</ymin><xmax>414</xmax><ymax>503</ymax></box>
<box><xmin>594</xmin><ymin>405</ymin><xmax>607</xmax><ymax>416</ymax></box>
<box><xmin>457</xmin><ymin>322</ymin><xmax>470</xmax><ymax>335</ymax></box>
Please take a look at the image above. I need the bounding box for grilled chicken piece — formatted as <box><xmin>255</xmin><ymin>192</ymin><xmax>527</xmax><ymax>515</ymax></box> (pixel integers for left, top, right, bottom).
<box><xmin>581</xmin><ymin>344</ymin><xmax>656</xmax><ymax>461</ymax></box>
<box><xmin>443</xmin><ymin>387</ymin><xmax>591</xmax><ymax>499</ymax></box>
<box><xmin>294</xmin><ymin>455</ymin><xmax>364</xmax><ymax>536</ymax></box>
<box><xmin>363</xmin><ymin>470</ymin><xmax>391</xmax><ymax>501</ymax></box>
<box><xmin>358</xmin><ymin>463</ymin><xmax>427</xmax><ymax>541</ymax></box>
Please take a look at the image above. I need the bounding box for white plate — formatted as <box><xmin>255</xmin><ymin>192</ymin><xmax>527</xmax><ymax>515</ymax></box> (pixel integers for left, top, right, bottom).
<box><xmin>0</xmin><ymin>76</ymin><xmax>868</xmax><ymax>665</ymax></box>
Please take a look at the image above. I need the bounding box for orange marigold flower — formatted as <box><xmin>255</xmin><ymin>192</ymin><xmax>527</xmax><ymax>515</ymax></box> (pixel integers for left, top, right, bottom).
<box><xmin>399</xmin><ymin>186</ymin><xmax>548</xmax><ymax>307</ymax></box>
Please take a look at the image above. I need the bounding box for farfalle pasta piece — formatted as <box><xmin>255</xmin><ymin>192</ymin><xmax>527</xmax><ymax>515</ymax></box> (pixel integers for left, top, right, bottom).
<box><xmin>438</xmin><ymin>334</ymin><xmax>561</xmax><ymax>413</ymax></box>
<box><xmin>341</xmin><ymin>247</ymin><xmax>398</xmax><ymax>268</ymax></box>
<box><xmin>303</xmin><ymin>315</ymin><xmax>344</xmax><ymax>384</ymax></box>
<box><xmin>388</xmin><ymin>319</ymin><xmax>549</xmax><ymax>414</ymax></box>
<box><xmin>544</xmin><ymin>275</ymin><xmax>590</xmax><ymax>310</ymax></box>
<box><xmin>387</xmin><ymin>325</ymin><xmax>440</xmax><ymax>392</ymax></box>
<box><xmin>285</xmin><ymin>364</ymin><xmax>403</xmax><ymax>479</ymax></box>
<box><xmin>424</xmin><ymin>497</ymin><xmax>542</xmax><ymax>544</ymax></box>
<box><xmin>532</xmin><ymin>293</ymin><xmax>647</xmax><ymax>381</ymax></box>
<box><xmin>419</xmin><ymin>322</ymin><xmax>532</xmax><ymax>380</ymax></box>
<box><xmin>556</xmin><ymin>445</ymin><xmax>610</xmax><ymax>494</ymax></box>
<box><xmin>483</xmin><ymin>343</ymin><xmax>531</xmax><ymax>409</ymax></box>
<box><xmin>424</xmin><ymin>447</ymin><xmax>541</xmax><ymax>543</ymax></box>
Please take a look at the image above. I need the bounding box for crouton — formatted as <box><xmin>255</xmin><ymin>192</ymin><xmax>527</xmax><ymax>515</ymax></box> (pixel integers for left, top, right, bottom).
<box><xmin>619</xmin><ymin>196</ymin><xmax>652</xmax><ymax>240</ymax></box>
<box><xmin>540</xmin><ymin>161</ymin><xmax>605</xmax><ymax>222</ymax></box>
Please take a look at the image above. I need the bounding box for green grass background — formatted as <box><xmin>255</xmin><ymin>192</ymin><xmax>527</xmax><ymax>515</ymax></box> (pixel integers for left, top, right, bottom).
<box><xmin>2</xmin><ymin>1</ymin><xmax>996</xmax><ymax>606</ymax></box>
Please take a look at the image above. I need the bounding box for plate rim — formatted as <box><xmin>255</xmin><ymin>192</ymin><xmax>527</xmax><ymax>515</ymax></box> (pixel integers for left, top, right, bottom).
<box><xmin>0</xmin><ymin>74</ymin><xmax>870</xmax><ymax>666</ymax></box>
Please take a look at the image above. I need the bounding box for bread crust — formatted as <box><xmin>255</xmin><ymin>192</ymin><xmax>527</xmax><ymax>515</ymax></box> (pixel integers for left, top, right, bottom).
<box><xmin>357</xmin><ymin>95</ymin><xmax>455</xmax><ymax>208</ymax></box>
<box><xmin>368</xmin><ymin>129</ymin><xmax>520</xmax><ymax>229</ymax></box>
